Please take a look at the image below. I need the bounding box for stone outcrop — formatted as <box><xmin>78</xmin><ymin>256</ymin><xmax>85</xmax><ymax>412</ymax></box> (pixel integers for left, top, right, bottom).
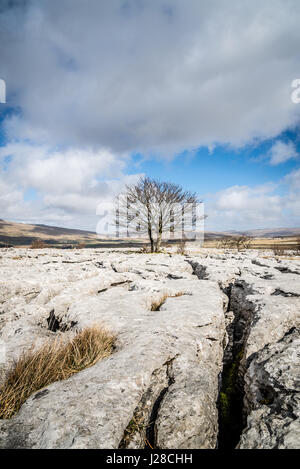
<box><xmin>0</xmin><ymin>247</ymin><xmax>299</xmax><ymax>449</ymax></box>
<box><xmin>239</xmin><ymin>327</ymin><xmax>300</xmax><ymax>449</ymax></box>
<box><xmin>190</xmin><ymin>250</ymin><xmax>300</xmax><ymax>449</ymax></box>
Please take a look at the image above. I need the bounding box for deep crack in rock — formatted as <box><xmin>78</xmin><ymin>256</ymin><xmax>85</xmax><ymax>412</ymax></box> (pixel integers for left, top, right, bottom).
<box><xmin>217</xmin><ymin>281</ymin><xmax>256</xmax><ymax>448</ymax></box>
<box><xmin>118</xmin><ymin>357</ymin><xmax>176</xmax><ymax>449</ymax></box>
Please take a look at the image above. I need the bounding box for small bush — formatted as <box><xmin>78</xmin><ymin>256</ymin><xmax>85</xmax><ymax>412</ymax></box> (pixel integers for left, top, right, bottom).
<box><xmin>218</xmin><ymin>237</ymin><xmax>233</xmax><ymax>249</ymax></box>
<box><xmin>272</xmin><ymin>244</ymin><xmax>285</xmax><ymax>256</ymax></box>
<box><xmin>30</xmin><ymin>239</ymin><xmax>46</xmax><ymax>249</ymax></box>
<box><xmin>76</xmin><ymin>243</ymin><xmax>86</xmax><ymax>249</ymax></box>
<box><xmin>176</xmin><ymin>237</ymin><xmax>187</xmax><ymax>255</ymax></box>
<box><xmin>0</xmin><ymin>326</ymin><xmax>115</xmax><ymax>419</ymax></box>
<box><xmin>218</xmin><ymin>236</ymin><xmax>252</xmax><ymax>250</ymax></box>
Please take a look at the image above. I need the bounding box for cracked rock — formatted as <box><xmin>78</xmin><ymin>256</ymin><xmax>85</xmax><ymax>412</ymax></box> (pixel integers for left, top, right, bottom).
<box><xmin>0</xmin><ymin>248</ymin><xmax>299</xmax><ymax>449</ymax></box>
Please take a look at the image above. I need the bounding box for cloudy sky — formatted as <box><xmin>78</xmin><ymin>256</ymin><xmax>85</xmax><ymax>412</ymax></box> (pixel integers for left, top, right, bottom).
<box><xmin>0</xmin><ymin>0</ymin><xmax>300</xmax><ymax>232</ymax></box>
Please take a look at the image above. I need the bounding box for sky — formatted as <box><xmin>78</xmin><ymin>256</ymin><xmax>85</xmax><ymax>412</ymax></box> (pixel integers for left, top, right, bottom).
<box><xmin>0</xmin><ymin>0</ymin><xmax>300</xmax><ymax>232</ymax></box>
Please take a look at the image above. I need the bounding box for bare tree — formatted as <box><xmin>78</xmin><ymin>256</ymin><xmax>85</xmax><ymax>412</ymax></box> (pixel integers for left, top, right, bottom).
<box><xmin>272</xmin><ymin>244</ymin><xmax>285</xmax><ymax>256</ymax></box>
<box><xmin>218</xmin><ymin>235</ymin><xmax>252</xmax><ymax>250</ymax></box>
<box><xmin>231</xmin><ymin>235</ymin><xmax>252</xmax><ymax>251</ymax></box>
<box><xmin>218</xmin><ymin>237</ymin><xmax>233</xmax><ymax>249</ymax></box>
<box><xmin>116</xmin><ymin>177</ymin><xmax>200</xmax><ymax>253</ymax></box>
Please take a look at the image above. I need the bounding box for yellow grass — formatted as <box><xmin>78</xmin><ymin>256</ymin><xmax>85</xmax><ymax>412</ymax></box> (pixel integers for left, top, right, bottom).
<box><xmin>204</xmin><ymin>236</ymin><xmax>300</xmax><ymax>251</ymax></box>
<box><xmin>151</xmin><ymin>292</ymin><xmax>184</xmax><ymax>311</ymax></box>
<box><xmin>0</xmin><ymin>326</ymin><xmax>115</xmax><ymax>419</ymax></box>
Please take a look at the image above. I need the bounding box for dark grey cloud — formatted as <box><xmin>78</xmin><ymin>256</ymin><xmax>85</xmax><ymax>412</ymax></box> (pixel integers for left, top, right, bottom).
<box><xmin>1</xmin><ymin>0</ymin><xmax>300</xmax><ymax>155</ymax></box>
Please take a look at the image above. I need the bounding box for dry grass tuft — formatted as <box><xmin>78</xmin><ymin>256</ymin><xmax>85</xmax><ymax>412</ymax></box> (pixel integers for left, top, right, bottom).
<box><xmin>151</xmin><ymin>291</ymin><xmax>184</xmax><ymax>311</ymax></box>
<box><xmin>151</xmin><ymin>293</ymin><xmax>169</xmax><ymax>311</ymax></box>
<box><xmin>0</xmin><ymin>326</ymin><xmax>115</xmax><ymax>419</ymax></box>
<box><xmin>139</xmin><ymin>245</ymin><xmax>151</xmax><ymax>254</ymax></box>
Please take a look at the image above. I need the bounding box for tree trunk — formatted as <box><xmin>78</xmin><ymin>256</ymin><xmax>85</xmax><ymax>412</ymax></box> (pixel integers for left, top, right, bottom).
<box><xmin>147</xmin><ymin>204</ymin><xmax>154</xmax><ymax>252</ymax></box>
<box><xmin>155</xmin><ymin>234</ymin><xmax>162</xmax><ymax>252</ymax></box>
<box><xmin>155</xmin><ymin>212</ymin><xmax>163</xmax><ymax>252</ymax></box>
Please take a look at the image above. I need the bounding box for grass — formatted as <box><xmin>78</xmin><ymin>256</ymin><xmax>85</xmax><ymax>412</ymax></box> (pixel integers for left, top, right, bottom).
<box><xmin>204</xmin><ymin>236</ymin><xmax>300</xmax><ymax>251</ymax></box>
<box><xmin>119</xmin><ymin>411</ymin><xmax>154</xmax><ymax>449</ymax></box>
<box><xmin>0</xmin><ymin>326</ymin><xmax>115</xmax><ymax>419</ymax></box>
<box><xmin>151</xmin><ymin>292</ymin><xmax>184</xmax><ymax>311</ymax></box>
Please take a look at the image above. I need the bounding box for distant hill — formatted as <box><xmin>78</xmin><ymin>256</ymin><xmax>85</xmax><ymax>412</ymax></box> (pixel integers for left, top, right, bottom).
<box><xmin>205</xmin><ymin>227</ymin><xmax>300</xmax><ymax>239</ymax></box>
<box><xmin>0</xmin><ymin>219</ymin><xmax>144</xmax><ymax>248</ymax></box>
<box><xmin>0</xmin><ymin>219</ymin><xmax>100</xmax><ymax>247</ymax></box>
<box><xmin>242</xmin><ymin>228</ymin><xmax>300</xmax><ymax>238</ymax></box>
<box><xmin>0</xmin><ymin>219</ymin><xmax>299</xmax><ymax>247</ymax></box>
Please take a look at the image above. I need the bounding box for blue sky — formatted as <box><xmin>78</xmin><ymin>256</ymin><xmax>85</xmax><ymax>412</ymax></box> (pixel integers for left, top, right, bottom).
<box><xmin>129</xmin><ymin>133</ymin><xmax>300</xmax><ymax>196</ymax></box>
<box><xmin>0</xmin><ymin>0</ymin><xmax>300</xmax><ymax>232</ymax></box>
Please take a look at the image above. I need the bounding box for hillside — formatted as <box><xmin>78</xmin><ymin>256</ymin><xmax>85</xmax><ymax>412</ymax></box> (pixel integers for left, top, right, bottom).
<box><xmin>226</xmin><ymin>227</ymin><xmax>300</xmax><ymax>238</ymax></box>
<box><xmin>0</xmin><ymin>219</ymin><xmax>300</xmax><ymax>248</ymax></box>
<box><xmin>205</xmin><ymin>227</ymin><xmax>300</xmax><ymax>239</ymax></box>
<box><xmin>0</xmin><ymin>219</ymin><xmax>141</xmax><ymax>248</ymax></box>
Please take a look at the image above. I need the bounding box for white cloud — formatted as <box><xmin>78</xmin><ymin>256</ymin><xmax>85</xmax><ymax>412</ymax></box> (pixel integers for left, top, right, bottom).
<box><xmin>268</xmin><ymin>141</ymin><xmax>298</xmax><ymax>165</ymax></box>
<box><xmin>0</xmin><ymin>178</ymin><xmax>23</xmax><ymax>216</ymax></box>
<box><xmin>284</xmin><ymin>167</ymin><xmax>300</xmax><ymax>190</ymax></box>
<box><xmin>0</xmin><ymin>141</ymin><xmax>142</xmax><ymax>229</ymax></box>
<box><xmin>282</xmin><ymin>168</ymin><xmax>300</xmax><ymax>219</ymax></box>
<box><xmin>1</xmin><ymin>0</ymin><xmax>300</xmax><ymax>155</ymax></box>
<box><xmin>1</xmin><ymin>137</ymin><xmax>299</xmax><ymax>231</ymax></box>
<box><xmin>205</xmin><ymin>177</ymin><xmax>300</xmax><ymax>231</ymax></box>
